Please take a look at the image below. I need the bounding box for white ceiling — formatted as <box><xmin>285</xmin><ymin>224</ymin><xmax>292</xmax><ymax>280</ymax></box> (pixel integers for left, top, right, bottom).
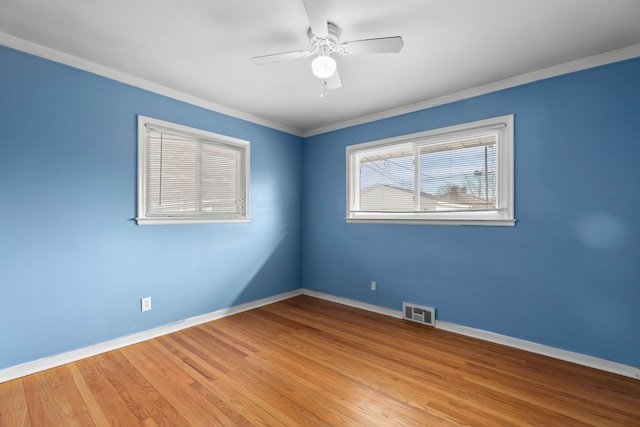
<box><xmin>1</xmin><ymin>0</ymin><xmax>640</xmax><ymax>136</ymax></box>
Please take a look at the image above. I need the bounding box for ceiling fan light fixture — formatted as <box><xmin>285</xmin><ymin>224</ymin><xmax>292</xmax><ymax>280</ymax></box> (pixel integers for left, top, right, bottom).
<box><xmin>311</xmin><ymin>54</ymin><xmax>337</xmax><ymax>79</ymax></box>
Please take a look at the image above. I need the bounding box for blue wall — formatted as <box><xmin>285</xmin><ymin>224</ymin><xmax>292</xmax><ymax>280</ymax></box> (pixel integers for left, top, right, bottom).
<box><xmin>302</xmin><ymin>58</ymin><xmax>640</xmax><ymax>368</ymax></box>
<box><xmin>2</xmin><ymin>43</ymin><xmax>639</xmax><ymax>372</ymax></box>
<box><xmin>0</xmin><ymin>46</ymin><xmax>303</xmax><ymax>370</ymax></box>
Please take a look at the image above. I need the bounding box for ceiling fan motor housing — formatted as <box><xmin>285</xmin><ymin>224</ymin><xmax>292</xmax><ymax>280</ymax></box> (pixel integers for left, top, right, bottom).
<box><xmin>309</xmin><ymin>22</ymin><xmax>341</xmax><ymax>55</ymax></box>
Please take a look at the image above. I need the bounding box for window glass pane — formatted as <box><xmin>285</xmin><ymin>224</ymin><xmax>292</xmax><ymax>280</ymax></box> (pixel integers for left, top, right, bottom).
<box><xmin>419</xmin><ymin>137</ymin><xmax>497</xmax><ymax>212</ymax></box>
<box><xmin>359</xmin><ymin>148</ymin><xmax>415</xmax><ymax>212</ymax></box>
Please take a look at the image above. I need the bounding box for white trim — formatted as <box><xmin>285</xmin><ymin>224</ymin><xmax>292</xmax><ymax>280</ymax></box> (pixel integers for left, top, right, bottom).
<box><xmin>0</xmin><ymin>32</ymin><xmax>302</xmax><ymax>137</ymax></box>
<box><xmin>0</xmin><ymin>289</ymin><xmax>302</xmax><ymax>383</ymax></box>
<box><xmin>345</xmin><ymin>218</ymin><xmax>516</xmax><ymax>227</ymax></box>
<box><xmin>300</xmin><ymin>289</ymin><xmax>640</xmax><ymax>380</ymax></box>
<box><xmin>435</xmin><ymin>321</ymin><xmax>640</xmax><ymax>380</ymax></box>
<box><xmin>136</xmin><ymin>218</ymin><xmax>251</xmax><ymax>226</ymax></box>
<box><xmin>302</xmin><ymin>288</ymin><xmax>403</xmax><ymax>319</ymax></box>
<box><xmin>304</xmin><ymin>43</ymin><xmax>640</xmax><ymax>137</ymax></box>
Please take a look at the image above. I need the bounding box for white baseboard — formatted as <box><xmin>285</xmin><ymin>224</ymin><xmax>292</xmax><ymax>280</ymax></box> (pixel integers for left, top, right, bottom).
<box><xmin>0</xmin><ymin>289</ymin><xmax>303</xmax><ymax>383</ymax></box>
<box><xmin>435</xmin><ymin>321</ymin><xmax>640</xmax><ymax>380</ymax></box>
<box><xmin>302</xmin><ymin>288</ymin><xmax>403</xmax><ymax>319</ymax></box>
<box><xmin>3</xmin><ymin>288</ymin><xmax>638</xmax><ymax>383</ymax></box>
<box><xmin>301</xmin><ymin>289</ymin><xmax>640</xmax><ymax>380</ymax></box>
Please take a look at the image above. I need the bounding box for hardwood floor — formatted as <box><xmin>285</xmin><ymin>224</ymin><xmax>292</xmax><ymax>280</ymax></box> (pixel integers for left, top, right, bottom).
<box><xmin>1</xmin><ymin>295</ymin><xmax>639</xmax><ymax>426</ymax></box>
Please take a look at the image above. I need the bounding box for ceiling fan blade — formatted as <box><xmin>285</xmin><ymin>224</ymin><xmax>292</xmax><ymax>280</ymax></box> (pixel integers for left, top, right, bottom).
<box><xmin>252</xmin><ymin>50</ymin><xmax>312</xmax><ymax>65</ymax></box>
<box><xmin>302</xmin><ymin>0</ymin><xmax>328</xmax><ymax>38</ymax></box>
<box><xmin>325</xmin><ymin>69</ymin><xmax>342</xmax><ymax>90</ymax></box>
<box><xmin>338</xmin><ymin>36</ymin><xmax>404</xmax><ymax>55</ymax></box>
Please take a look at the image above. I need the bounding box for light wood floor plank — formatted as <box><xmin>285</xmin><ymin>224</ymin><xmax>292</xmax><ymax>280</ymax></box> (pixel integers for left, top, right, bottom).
<box><xmin>75</xmin><ymin>356</ymin><xmax>142</xmax><ymax>426</ymax></box>
<box><xmin>57</xmin><ymin>364</ymin><xmax>97</xmax><ymax>426</ymax></box>
<box><xmin>21</xmin><ymin>375</ymin><xmax>45</xmax><ymax>426</ymax></box>
<box><xmin>1</xmin><ymin>295</ymin><xmax>638</xmax><ymax>426</ymax></box>
<box><xmin>0</xmin><ymin>378</ymin><xmax>30</xmax><ymax>427</ymax></box>
<box><xmin>67</xmin><ymin>363</ymin><xmax>111</xmax><ymax>426</ymax></box>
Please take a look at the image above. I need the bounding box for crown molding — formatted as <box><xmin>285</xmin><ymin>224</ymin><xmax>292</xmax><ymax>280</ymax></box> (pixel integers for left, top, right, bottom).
<box><xmin>304</xmin><ymin>43</ymin><xmax>640</xmax><ymax>137</ymax></box>
<box><xmin>2</xmin><ymin>32</ymin><xmax>638</xmax><ymax>140</ymax></box>
<box><xmin>0</xmin><ymin>32</ymin><xmax>303</xmax><ymax>137</ymax></box>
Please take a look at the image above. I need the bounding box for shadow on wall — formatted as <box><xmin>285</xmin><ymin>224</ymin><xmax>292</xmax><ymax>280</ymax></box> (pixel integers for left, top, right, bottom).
<box><xmin>225</xmin><ymin>174</ymin><xmax>302</xmax><ymax>308</ymax></box>
<box><xmin>227</xmin><ymin>224</ymin><xmax>295</xmax><ymax>307</ymax></box>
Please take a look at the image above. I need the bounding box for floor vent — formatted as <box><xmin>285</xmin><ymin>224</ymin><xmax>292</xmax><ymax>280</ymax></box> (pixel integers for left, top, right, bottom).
<box><xmin>403</xmin><ymin>303</ymin><xmax>435</xmax><ymax>327</ymax></box>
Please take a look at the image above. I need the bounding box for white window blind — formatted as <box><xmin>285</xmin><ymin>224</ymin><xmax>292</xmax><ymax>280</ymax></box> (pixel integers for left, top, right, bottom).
<box><xmin>137</xmin><ymin>116</ymin><xmax>250</xmax><ymax>225</ymax></box>
<box><xmin>347</xmin><ymin>115</ymin><xmax>514</xmax><ymax>226</ymax></box>
<box><xmin>418</xmin><ymin>133</ymin><xmax>497</xmax><ymax>212</ymax></box>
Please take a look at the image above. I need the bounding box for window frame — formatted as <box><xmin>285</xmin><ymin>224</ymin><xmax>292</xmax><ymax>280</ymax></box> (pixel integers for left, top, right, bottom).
<box><xmin>136</xmin><ymin>115</ymin><xmax>250</xmax><ymax>225</ymax></box>
<box><xmin>346</xmin><ymin>115</ymin><xmax>515</xmax><ymax>226</ymax></box>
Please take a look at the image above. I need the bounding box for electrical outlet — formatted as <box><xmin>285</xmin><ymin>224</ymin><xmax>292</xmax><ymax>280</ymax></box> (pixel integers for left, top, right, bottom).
<box><xmin>371</xmin><ymin>281</ymin><xmax>377</xmax><ymax>291</ymax></box>
<box><xmin>141</xmin><ymin>296</ymin><xmax>152</xmax><ymax>312</ymax></box>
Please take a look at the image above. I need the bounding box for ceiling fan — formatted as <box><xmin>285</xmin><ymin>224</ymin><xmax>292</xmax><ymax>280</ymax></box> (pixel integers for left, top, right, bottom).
<box><xmin>252</xmin><ymin>0</ymin><xmax>404</xmax><ymax>91</ymax></box>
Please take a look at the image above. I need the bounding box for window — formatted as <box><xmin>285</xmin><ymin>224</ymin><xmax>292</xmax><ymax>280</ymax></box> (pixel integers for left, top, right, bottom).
<box><xmin>137</xmin><ymin>115</ymin><xmax>250</xmax><ymax>225</ymax></box>
<box><xmin>346</xmin><ymin>115</ymin><xmax>514</xmax><ymax>226</ymax></box>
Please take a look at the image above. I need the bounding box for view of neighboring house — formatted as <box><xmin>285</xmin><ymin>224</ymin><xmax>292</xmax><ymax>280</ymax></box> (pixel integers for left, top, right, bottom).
<box><xmin>360</xmin><ymin>184</ymin><xmax>494</xmax><ymax>212</ymax></box>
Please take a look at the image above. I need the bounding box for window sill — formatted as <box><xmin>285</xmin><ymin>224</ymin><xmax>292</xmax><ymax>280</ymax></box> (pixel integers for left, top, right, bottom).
<box><xmin>346</xmin><ymin>217</ymin><xmax>515</xmax><ymax>226</ymax></box>
<box><xmin>136</xmin><ymin>217</ymin><xmax>251</xmax><ymax>225</ymax></box>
